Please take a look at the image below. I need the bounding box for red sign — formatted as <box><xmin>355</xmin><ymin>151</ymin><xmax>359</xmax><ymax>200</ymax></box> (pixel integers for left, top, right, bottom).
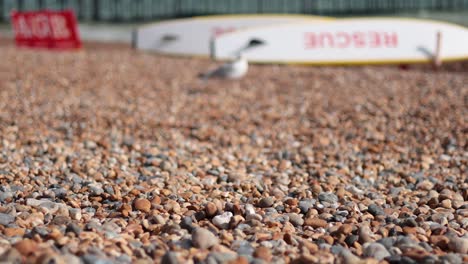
<box><xmin>11</xmin><ymin>10</ymin><xmax>81</xmax><ymax>50</ymax></box>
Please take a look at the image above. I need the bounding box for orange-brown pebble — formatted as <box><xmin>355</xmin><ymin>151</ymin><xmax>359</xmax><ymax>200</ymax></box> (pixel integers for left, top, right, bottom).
<box><xmin>304</xmin><ymin>218</ymin><xmax>328</xmax><ymax>228</ymax></box>
<box><xmin>254</xmin><ymin>246</ymin><xmax>272</xmax><ymax>262</ymax></box>
<box><xmin>14</xmin><ymin>239</ymin><xmax>38</xmax><ymax>256</ymax></box>
<box><xmin>134</xmin><ymin>198</ymin><xmax>151</xmax><ymax>213</ymax></box>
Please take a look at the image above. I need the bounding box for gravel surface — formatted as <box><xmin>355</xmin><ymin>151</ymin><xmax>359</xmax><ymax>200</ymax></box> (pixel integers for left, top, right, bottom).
<box><xmin>0</xmin><ymin>41</ymin><xmax>467</xmax><ymax>264</ymax></box>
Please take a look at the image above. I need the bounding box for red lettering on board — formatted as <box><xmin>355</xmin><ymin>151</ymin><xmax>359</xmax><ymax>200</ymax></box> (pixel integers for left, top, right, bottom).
<box><xmin>352</xmin><ymin>32</ymin><xmax>366</xmax><ymax>48</ymax></box>
<box><xmin>304</xmin><ymin>31</ymin><xmax>399</xmax><ymax>49</ymax></box>
<box><xmin>319</xmin><ymin>32</ymin><xmax>334</xmax><ymax>48</ymax></box>
<box><xmin>212</xmin><ymin>27</ymin><xmax>236</xmax><ymax>37</ymax></box>
<box><xmin>383</xmin><ymin>32</ymin><xmax>398</xmax><ymax>47</ymax></box>
<box><xmin>304</xmin><ymin>32</ymin><xmax>317</xmax><ymax>48</ymax></box>
<box><xmin>336</xmin><ymin>32</ymin><xmax>351</xmax><ymax>48</ymax></box>
<box><xmin>368</xmin><ymin>31</ymin><xmax>381</xmax><ymax>48</ymax></box>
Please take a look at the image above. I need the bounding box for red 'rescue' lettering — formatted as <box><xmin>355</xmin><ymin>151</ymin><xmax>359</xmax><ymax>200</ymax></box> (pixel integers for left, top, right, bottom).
<box><xmin>304</xmin><ymin>32</ymin><xmax>317</xmax><ymax>48</ymax></box>
<box><xmin>304</xmin><ymin>31</ymin><xmax>399</xmax><ymax>49</ymax></box>
<box><xmin>212</xmin><ymin>27</ymin><xmax>236</xmax><ymax>37</ymax></box>
<box><xmin>383</xmin><ymin>32</ymin><xmax>398</xmax><ymax>47</ymax></box>
<box><xmin>369</xmin><ymin>31</ymin><xmax>381</xmax><ymax>48</ymax></box>
<box><xmin>353</xmin><ymin>32</ymin><xmax>366</xmax><ymax>48</ymax></box>
<box><xmin>336</xmin><ymin>32</ymin><xmax>351</xmax><ymax>48</ymax></box>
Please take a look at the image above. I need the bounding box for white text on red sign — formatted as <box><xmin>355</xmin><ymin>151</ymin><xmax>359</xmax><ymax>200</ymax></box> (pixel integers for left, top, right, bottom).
<box><xmin>13</xmin><ymin>14</ymin><xmax>71</xmax><ymax>39</ymax></box>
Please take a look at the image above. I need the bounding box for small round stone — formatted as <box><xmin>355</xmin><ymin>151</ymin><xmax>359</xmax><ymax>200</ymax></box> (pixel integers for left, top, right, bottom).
<box><xmin>192</xmin><ymin>228</ymin><xmax>219</xmax><ymax>249</ymax></box>
<box><xmin>363</xmin><ymin>242</ymin><xmax>391</xmax><ymax>260</ymax></box>
<box><xmin>133</xmin><ymin>198</ymin><xmax>151</xmax><ymax>213</ymax></box>
<box><xmin>258</xmin><ymin>197</ymin><xmax>275</xmax><ymax>208</ymax></box>
<box><xmin>205</xmin><ymin>202</ymin><xmax>218</xmax><ymax>217</ymax></box>
<box><xmin>288</xmin><ymin>213</ymin><xmax>304</xmax><ymax>226</ymax></box>
<box><xmin>253</xmin><ymin>246</ymin><xmax>272</xmax><ymax>262</ymax></box>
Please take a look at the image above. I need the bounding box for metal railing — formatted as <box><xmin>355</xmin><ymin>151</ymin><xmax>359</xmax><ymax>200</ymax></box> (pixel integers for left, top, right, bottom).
<box><xmin>1</xmin><ymin>0</ymin><xmax>468</xmax><ymax>22</ymax></box>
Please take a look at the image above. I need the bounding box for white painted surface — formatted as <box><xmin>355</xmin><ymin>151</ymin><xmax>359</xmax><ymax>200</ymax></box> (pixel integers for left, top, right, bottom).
<box><xmin>135</xmin><ymin>15</ymin><xmax>331</xmax><ymax>56</ymax></box>
<box><xmin>214</xmin><ymin>18</ymin><xmax>468</xmax><ymax>64</ymax></box>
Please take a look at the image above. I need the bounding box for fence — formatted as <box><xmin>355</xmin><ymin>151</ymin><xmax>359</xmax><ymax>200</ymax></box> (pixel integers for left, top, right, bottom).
<box><xmin>2</xmin><ymin>0</ymin><xmax>468</xmax><ymax>22</ymax></box>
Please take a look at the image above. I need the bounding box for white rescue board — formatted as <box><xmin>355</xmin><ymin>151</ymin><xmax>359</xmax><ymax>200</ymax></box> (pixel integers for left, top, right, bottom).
<box><xmin>214</xmin><ymin>18</ymin><xmax>468</xmax><ymax>65</ymax></box>
<box><xmin>134</xmin><ymin>14</ymin><xmax>332</xmax><ymax>57</ymax></box>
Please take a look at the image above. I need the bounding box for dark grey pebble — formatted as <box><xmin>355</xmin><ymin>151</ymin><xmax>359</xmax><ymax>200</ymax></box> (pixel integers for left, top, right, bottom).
<box><xmin>66</xmin><ymin>222</ymin><xmax>82</xmax><ymax>235</ymax></box>
<box><xmin>345</xmin><ymin>235</ymin><xmax>359</xmax><ymax>246</ymax></box>
<box><xmin>180</xmin><ymin>216</ymin><xmax>194</xmax><ymax>232</ymax></box>
<box><xmin>368</xmin><ymin>204</ymin><xmax>385</xmax><ymax>216</ymax></box>
<box><xmin>161</xmin><ymin>251</ymin><xmax>179</xmax><ymax>264</ymax></box>
<box><xmin>31</xmin><ymin>226</ymin><xmax>49</xmax><ymax>237</ymax></box>
<box><xmin>258</xmin><ymin>197</ymin><xmax>274</xmax><ymax>208</ymax></box>
<box><xmin>377</xmin><ymin>237</ymin><xmax>396</xmax><ymax>250</ymax></box>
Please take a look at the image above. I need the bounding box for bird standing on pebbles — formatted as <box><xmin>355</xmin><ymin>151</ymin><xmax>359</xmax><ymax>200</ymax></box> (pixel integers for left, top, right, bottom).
<box><xmin>198</xmin><ymin>54</ymin><xmax>248</xmax><ymax>80</ymax></box>
<box><xmin>199</xmin><ymin>38</ymin><xmax>265</xmax><ymax>80</ymax></box>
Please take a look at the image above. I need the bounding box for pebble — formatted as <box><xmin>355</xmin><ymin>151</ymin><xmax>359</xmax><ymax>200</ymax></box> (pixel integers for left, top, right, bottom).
<box><xmin>14</xmin><ymin>239</ymin><xmax>38</xmax><ymax>256</ymax></box>
<box><xmin>288</xmin><ymin>213</ymin><xmax>304</xmax><ymax>226</ymax></box>
<box><xmin>81</xmin><ymin>254</ymin><xmax>114</xmax><ymax>264</ymax></box>
<box><xmin>88</xmin><ymin>183</ymin><xmax>104</xmax><ymax>196</ymax></box>
<box><xmin>207</xmin><ymin>252</ymin><xmax>237</xmax><ymax>263</ymax></box>
<box><xmin>66</xmin><ymin>222</ymin><xmax>82</xmax><ymax>235</ymax></box>
<box><xmin>134</xmin><ymin>198</ymin><xmax>151</xmax><ymax>213</ymax></box>
<box><xmin>253</xmin><ymin>246</ymin><xmax>272</xmax><ymax>262</ymax></box>
<box><xmin>180</xmin><ymin>216</ymin><xmax>194</xmax><ymax>232</ymax></box>
<box><xmin>305</xmin><ymin>217</ymin><xmax>327</xmax><ymax>228</ymax></box>
<box><xmin>3</xmin><ymin>227</ymin><xmax>25</xmax><ymax>237</ymax></box>
<box><xmin>205</xmin><ymin>202</ymin><xmax>218</xmax><ymax>217</ymax></box>
<box><xmin>439</xmin><ymin>253</ymin><xmax>463</xmax><ymax>264</ymax></box>
<box><xmin>0</xmin><ymin>191</ymin><xmax>13</xmax><ymax>202</ymax></box>
<box><xmin>340</xmin><ymin>249</ymin><xmax>371</xmax><ymax>264</ymax></box>
<box><xmin>298</xmin><ymin>199</ymin><xmax>314</xmax><ymax>214</ymax></box>
<box><xmin>338</xmin><ymin>224</ymin><xmax>353</xmax><ymax>235</ymax></box>
<box><xmin>69</xmin><ymin>208</ymin><xmax>82</xmax><ymax>221</ymax></box>
<box><xmin>363</xmin><ymin>242</ymin><xmax>391</xmax><ymax>260</ymax></box>
<box><xmin>0</xmin><ymin>213</ymin><xmax>15</xmax><ymax>226</ymax></box>
<box><xmin>245</xmin><ymin>204</ymin><xmax>256</xmax><ymax>216</ymax></box>
<box><xmin>258</xmin><ymin>197</ymin><xmax>275</xmax><ymax>208</ymax></box>
<box><xmin>318</xmin><ymin>192</ymin><xmax>338</xmax><ymax>204</ymax></box>
<box><xmin>367</xmin><ymin>204</ymin><xmax>385</xmax><ymax>216</ymax></box>
<box><xmin>448</xmin><ymin>236</ymin><xmax>468</xmax><ymax>254</ymax></box>
<box><xmin>192</xmin><ymin>228</ymin><xmax>219</xmax><ymax>249</ymax></box>
<box><xmin>161</xmin><ymin>251</ymin><xmax>179</xmax><ymax>264</ymax></box>
<box><xmin>212</xmin><ymin>212</ymin><xmax>233</xmax><ymax>229</ymax></box>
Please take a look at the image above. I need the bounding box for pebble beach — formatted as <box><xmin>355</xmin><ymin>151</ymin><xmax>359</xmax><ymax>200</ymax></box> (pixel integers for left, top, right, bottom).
<box><xmin>0</xmin><ymin>41</ymin><xmax>467</xmax><ymax>263</ymax></box>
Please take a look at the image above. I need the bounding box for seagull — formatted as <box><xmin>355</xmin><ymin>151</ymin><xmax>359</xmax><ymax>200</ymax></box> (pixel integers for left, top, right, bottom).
<box><xmin>199</xmin><ymin>54</ymin><xmax>248</xmax><ymax>80</ymax></box>
<box><xmin>199</xmin><ymin>38</ymin><xmax>265</xmax><ymax>80</ymax></box>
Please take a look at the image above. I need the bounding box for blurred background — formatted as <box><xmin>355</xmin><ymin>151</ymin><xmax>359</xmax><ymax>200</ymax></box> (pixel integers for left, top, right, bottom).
<box><xmin>1</xmin><ymin>0</ymin><xmax>468</xmax><ymax>43</ymax></box>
